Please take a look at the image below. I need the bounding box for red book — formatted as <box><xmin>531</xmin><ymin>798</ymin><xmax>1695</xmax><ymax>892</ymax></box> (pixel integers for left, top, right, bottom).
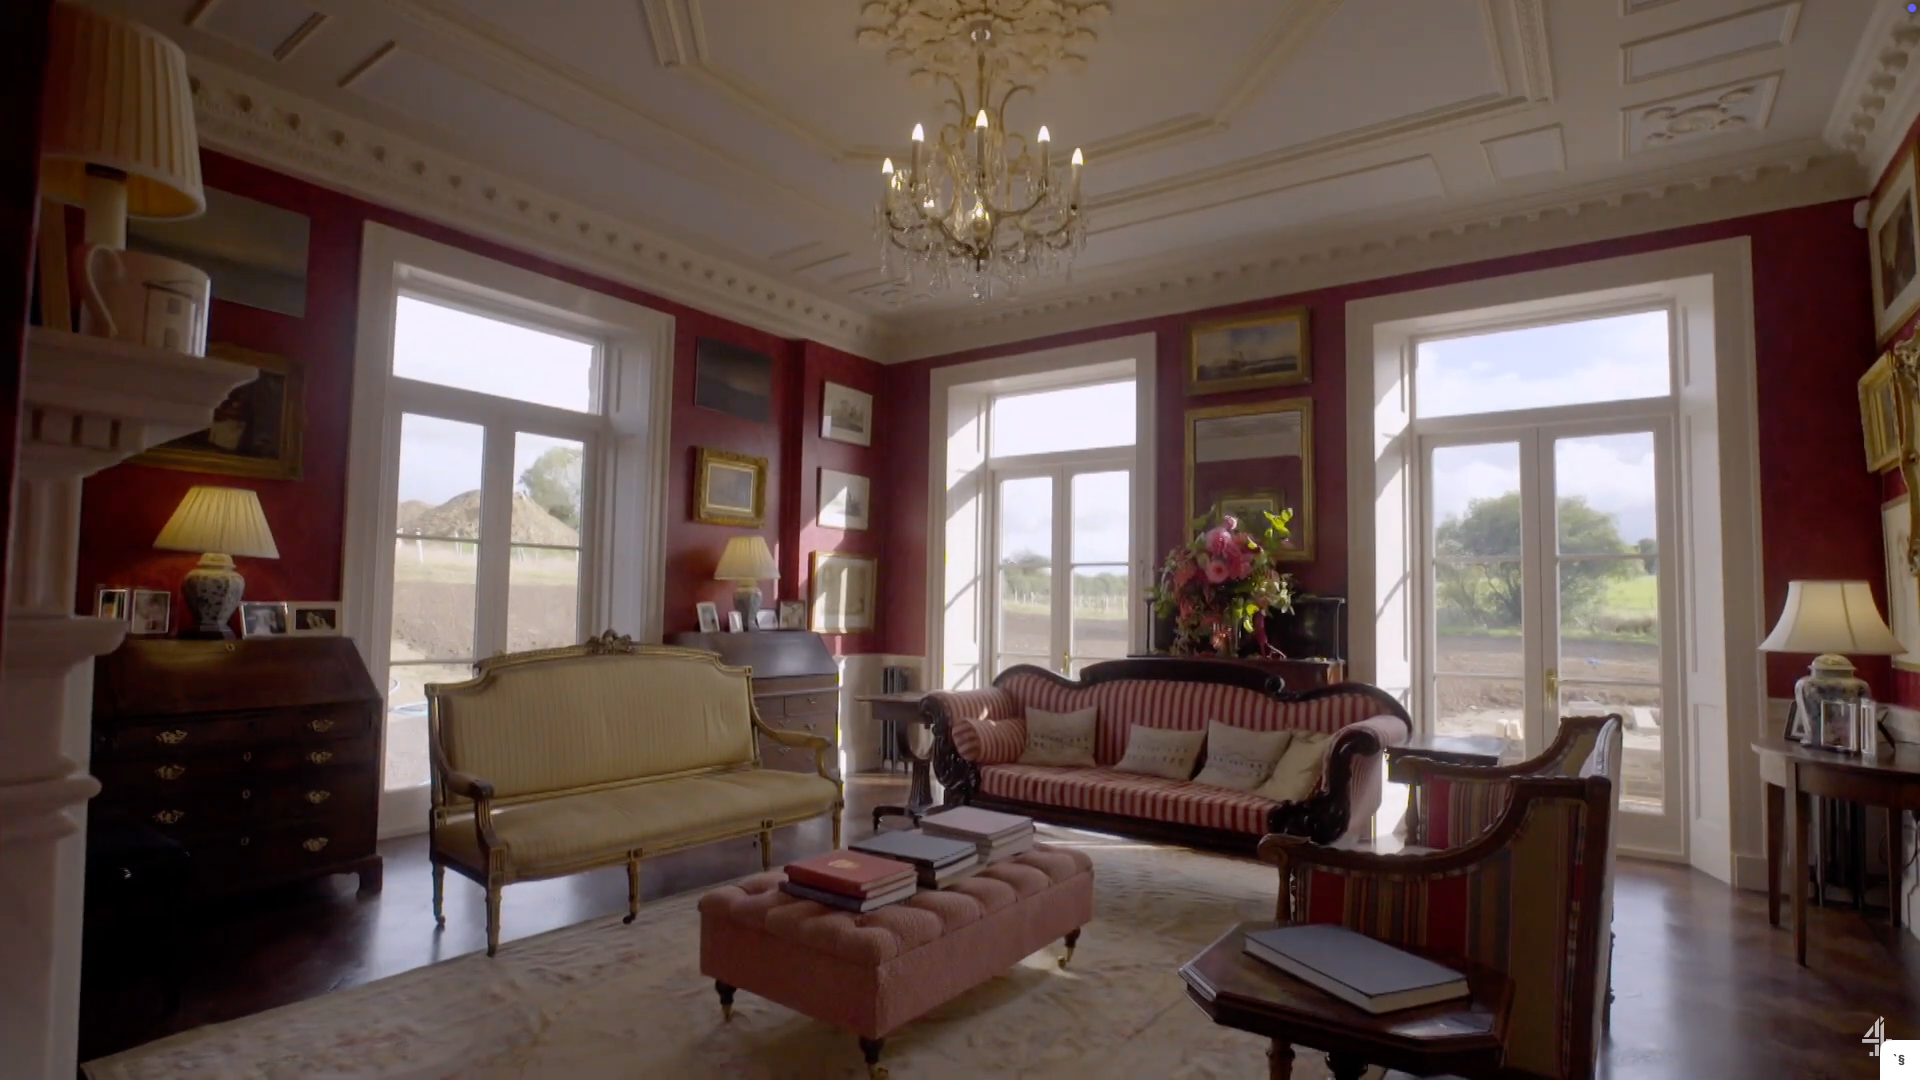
<box><xmin>784</xmin><ymin>850</ymin><xmax>917</xmax><ymax>897</ymax></box>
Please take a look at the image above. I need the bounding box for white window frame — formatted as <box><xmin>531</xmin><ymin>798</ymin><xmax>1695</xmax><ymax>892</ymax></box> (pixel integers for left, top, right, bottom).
<box><xmin>1344</xmin><ymin>238</ymin><xmax>1764</xmax><ymax>884</ymax></box>
<box><xmin>925</xmin><ymin>333</ymin><xmax>1158</xmax><ymax>690</ymax></box>
<box><xmin>344</xmin><ymin>223</ymin><xmax>674</xmax><ymax>836</ymax></box>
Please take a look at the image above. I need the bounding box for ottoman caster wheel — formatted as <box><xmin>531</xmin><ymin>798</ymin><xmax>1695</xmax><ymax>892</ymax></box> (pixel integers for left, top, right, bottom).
<box><xmin>622</xmin><ymin>913</ymin><xmax>635</xmax><ymax>925</ymax></box>
<box><xmin>715</xmin><ymin>981</ymin><xmax>736</xmax><ymax>1022</ymax></box>
<box><xmin>860</xmin><ymin>1036</ymin><xmax>886</xmax><ymax>1079</ymax></box>
<box><xmin>1059</xmin><ymin>928</ymin><xmax>1081</xmax><ymax>968</ymax></box>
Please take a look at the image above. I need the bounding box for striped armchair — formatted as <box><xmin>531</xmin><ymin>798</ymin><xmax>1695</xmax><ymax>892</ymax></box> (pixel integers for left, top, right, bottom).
<box><xmin>1261</xmin><ymin>756</ymin><xmax>1619</xmax><ymax>1080</ymax></box>
<box><xmin>925</xmin><ymin>659</ymin><xmax>1411</xmax><ymax>851</ymax></box>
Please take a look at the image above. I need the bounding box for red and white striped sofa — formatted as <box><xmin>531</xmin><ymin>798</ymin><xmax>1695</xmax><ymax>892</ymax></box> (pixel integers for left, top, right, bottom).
<box><xmin>925</xmin><ymin>659</ymin><xmax>1411</xmax><ymax>851</ymax></box>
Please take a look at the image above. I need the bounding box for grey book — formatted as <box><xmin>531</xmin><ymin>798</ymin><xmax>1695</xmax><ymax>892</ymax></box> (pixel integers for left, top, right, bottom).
<box><xmin>780</xmin><ymin>879</ymin><xmax>917</xmax><ymax>913</ymax></box>
<box><xmin>1243</xmin><ymin>925</ymin><xmax>1468</xmax><ymax>1015</ymax></box>
<box><xmin>851</xmin><ymin>829</ymin><xmax>980</xmax><ymax>870</ymax></box>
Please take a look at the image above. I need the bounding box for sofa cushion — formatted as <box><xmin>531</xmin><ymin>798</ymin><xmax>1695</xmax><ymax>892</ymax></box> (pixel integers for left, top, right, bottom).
<box><xmin>1256</xmin><ymin>730</ymin><xmax>1331</xmax><ymax>803</ymax></box>
<box><xmin>979</xmin><ymin>765</ymin><xmax>1276</xmax><ymax>834</ymax></box>
<box><xmin>1018</xmin><ymin>706</ymin><xmax>1097</xmax><ymax>767</ymax></box>
<box><xmin>434</xmin><ymin>768</ymin><xmax>839</xmax><ymax>877</ymax></box>
<box><xmin>1193</xmin><ymin>721</ymin><xmax>1292</xmax><ymax>791</ymax></box>
<box><xmin>1111</xmin><ymin>723</ymin><xmax>1206</xmax><ymax>780</ymax></box>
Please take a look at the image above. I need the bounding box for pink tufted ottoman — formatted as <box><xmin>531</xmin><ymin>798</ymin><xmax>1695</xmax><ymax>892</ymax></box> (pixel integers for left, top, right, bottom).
<box><xmin>699</xmin><ymin>843</ymin><xmax>1094</xmax><ymax>1077</ymax></box>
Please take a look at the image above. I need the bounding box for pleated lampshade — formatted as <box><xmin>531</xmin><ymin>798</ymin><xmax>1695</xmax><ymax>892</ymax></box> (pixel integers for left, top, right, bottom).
<box><xmin>39</xmin><ymin>3</ymin><xmax>204</xmax><ymax>221</ymax></box>
<box><xmin>714</xmin><ymin>536</ymin><xmax>778</xmax><ymax>582</ymax></box>
<box><xmin>154</xmin><ymin>486</ymin><xmax>280</xmax><ymax>559</ymax></box>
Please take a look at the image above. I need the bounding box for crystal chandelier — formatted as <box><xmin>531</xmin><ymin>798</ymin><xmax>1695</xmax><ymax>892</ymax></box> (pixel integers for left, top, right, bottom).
<box><xmin>874</xmin><ymin>19</ymin><xmax>1086</xmax><ymax>302</ymax></box>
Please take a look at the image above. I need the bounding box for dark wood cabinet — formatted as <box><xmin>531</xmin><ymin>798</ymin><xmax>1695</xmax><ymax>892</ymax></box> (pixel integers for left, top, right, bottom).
<box><xmin>667</xmin><ymin>630</ymin><xmax>839</xmax><ymax>774</ymax></box>
<box><xmin>91</xmin><ymin>638</ymin><xmax>383</xmax><ymax>898</ymax></box>
<box><xmin>1126</xmin><ymin>654</ymin><xmax>1344</xmax><ymax>691</ymax></box>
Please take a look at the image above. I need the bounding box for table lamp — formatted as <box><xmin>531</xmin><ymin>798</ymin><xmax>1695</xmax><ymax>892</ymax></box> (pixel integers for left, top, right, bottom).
<box><xmin>40</xmin><ymin>3</ymin><xmax>205</xmax><ymax>249</ymax></box>
<box><xmin>153</xmin><ymin>486</ymin><xmax>280</xmax><ymax>638</ymax></box>
<box><xmin>714</xmin><ymin>536</ymin><xmax>778</xmax><ymax>631</ymax></box>
<box><xmin>1759</xmin><ymin>580</ymin><xmax>1904</xmax><ymax>751</ymax></box>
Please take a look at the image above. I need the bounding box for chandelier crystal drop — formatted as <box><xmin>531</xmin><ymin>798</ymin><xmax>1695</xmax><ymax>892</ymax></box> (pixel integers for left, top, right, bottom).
<box><xmin>874</xmin><ymin>20</ymin><xmax>1086</xmax><ymax>302</ymax></box>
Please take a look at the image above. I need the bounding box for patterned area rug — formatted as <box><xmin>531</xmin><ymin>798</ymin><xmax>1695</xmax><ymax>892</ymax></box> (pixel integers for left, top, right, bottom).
<box><xmin>84</xmin><ymin>830</ymin><xmax>1363</xmax><ymax>1079</ymax></box>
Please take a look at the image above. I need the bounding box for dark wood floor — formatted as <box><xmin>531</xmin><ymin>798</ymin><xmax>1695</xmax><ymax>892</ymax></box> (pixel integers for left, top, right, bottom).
<box><xmin>80</xmin><ymin>776</ymin><xmax>1920</xmax><ymax>1077</ymax></box>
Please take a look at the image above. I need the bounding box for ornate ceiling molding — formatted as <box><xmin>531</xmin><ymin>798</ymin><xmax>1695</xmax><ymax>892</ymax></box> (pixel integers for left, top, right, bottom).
<box><xmin>855</xmin><ymin>0</ymin><xmax>1112</xmax><ymax>83</ymax></box>
<box><xmin>1824</xmin><ymin>4</ymin><xmax>1920</xmax><ymax>177</ymax></box>
<box><xmin>182</xmin><ymin>59</ymin><xmax>885</xmax><ymax>357</ymax></box>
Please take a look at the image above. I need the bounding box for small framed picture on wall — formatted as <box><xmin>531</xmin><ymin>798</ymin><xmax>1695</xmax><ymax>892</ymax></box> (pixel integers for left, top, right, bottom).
<box><xmin>821</xmin><ymin>382</ymin><xmax>873</xmax><ymax>447</ymax></box>
<box><xmin>819</xmin><ymin>468</ymin><xmax>870</xmax><ymax>531</ymax></box>
<box><xmin>1871</xmin><ymin>145</ymin><xmax>1920</xmax><ymax>343</ymax></box>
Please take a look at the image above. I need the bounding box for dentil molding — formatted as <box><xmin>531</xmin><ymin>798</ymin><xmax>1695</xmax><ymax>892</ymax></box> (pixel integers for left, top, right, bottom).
<box><xmin>184</xmin><ymin>58</ymin><xmax>887</xmax><ymax>358</ymax></box>
<box><xmin>1826</xmin><ymin>3</ymin><xmax>1920</xmax><ymax>178</ymax></box>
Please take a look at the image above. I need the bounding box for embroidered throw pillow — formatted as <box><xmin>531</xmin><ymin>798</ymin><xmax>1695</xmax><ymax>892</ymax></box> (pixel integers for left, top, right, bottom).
<box><xmin>1255</xmin><ymin>730</ymin><xmax>1333</xmax><ymax>803</ymax></box>
<box><xmin>1017</xmin><ymin>706</ymin><xmax>1098</xmax><ymax>767</ymax></box>
<box><xmin>1192</xmin><ymin>721</ymin><xmax>1293</xmax><ymax>791</ymax></box>
<box><xmin>1112</xmin><ymin>724</ymin><xmax>1208</xmax><ymax>781</ymax></box>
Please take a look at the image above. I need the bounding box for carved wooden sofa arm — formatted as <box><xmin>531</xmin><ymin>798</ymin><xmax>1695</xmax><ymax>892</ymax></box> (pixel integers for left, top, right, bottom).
<box><xmin>924</xmin><ymin>686</ymin><xmax>1022</xmax><ymax>805</ymax></box>
<box><xmin>752</xmin><ymin>713</ymin><xmax>842</xmax><ymax>788</ymax></box>
<box><xmin>1269</xmin><ymin>711</ymin><xmax>1410</xmax><ymax>844</ymax></box>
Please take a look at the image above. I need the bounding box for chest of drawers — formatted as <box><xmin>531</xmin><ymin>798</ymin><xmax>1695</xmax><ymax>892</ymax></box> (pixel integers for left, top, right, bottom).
<box><xmin>667</xmin><ymin>630</ymin><xmax>839</xmax><ymax>775</ymax></box>
<box><xmin>91</xmin><ymin>637</ymin><xmax>384</xmax><ymax>898</ymax></box>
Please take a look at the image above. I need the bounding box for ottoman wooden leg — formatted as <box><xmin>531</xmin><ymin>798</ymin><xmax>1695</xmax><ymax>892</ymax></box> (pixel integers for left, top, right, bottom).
<box><xmin>759</xmin><ymin>828</ymin><xmax>773</xmax><ymax>872</ymax></box>
<box><xmin>1059</xmin><ymin>927</ymin><xmax>1081</xmax><ymax>969</ymax></box>
<box><xmin>431</xmin><ymin>862</ymin><xmax>445</xmax><ymax>927</ymax></box>
<box><xmin>715</xmin><ymin>981</ymin><xmax>735</xmax><ymax>1022</ymax></box>
<box><xmin>859</xmin><ymin>1036</ymin><xmax>886</xmax><ymax>1079</ymax></box>
<box><xmin>1267</xmin><ymin>1041</ymin><xmax>1294</xmax><ymax>1079</ymax></box>
<box><xmin>624</xmin><ymin>855</ymin><xmax>641</xmax><ymax>925</ymax></box>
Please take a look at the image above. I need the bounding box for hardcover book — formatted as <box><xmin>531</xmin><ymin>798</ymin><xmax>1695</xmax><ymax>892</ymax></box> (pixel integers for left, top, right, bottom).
<box><xmin>1243</xmin><ymin>924</ymin><xmax>1469</xmax><ymax>1015</ymax></box>
<box><xmin>850</xmin><ymin>829</ymin><xmax>980</xmax><ymax>869</ymax></box>
<box><xmin>922</xmin><ymin>860</ymin><xmax>982</xmax><ymax>888</ymax></box>
<box><xmin>784</xmin><ymin>850</ymin><xmax>916</xmax><ymax>897</ymax></box>
<box><xmin>780</xmin><ymin>878</ymin><xmax>918</xmax><ymax>913</ymax></box>
<box><xmin>920</xmin><ymin>807</ymin><xmax>1033</xmax><ymax>843</ymax></box>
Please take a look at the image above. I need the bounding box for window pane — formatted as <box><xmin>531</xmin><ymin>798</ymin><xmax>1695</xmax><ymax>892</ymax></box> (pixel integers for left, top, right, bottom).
<box><xmin>1071</xmin><ymin>471</ymin><xmax>1129</xmax><ymax>563</ymax></box>
<box><xmin>396</xmin><ymin>413</ymin><xmax>484</xmax><ymax>537</ymax></box>
<box><xmin>509</xmin><ymin>545</ymin><xmax>579</xmax><ymax>653</ymax></box>
<box><xmin>1434</xmin><ymin>676</ymin><xmax>1522</xmax><ymax>739</ymax></box>
<box><xmin>1071</xmin><ymin>565</ymin><xmax>1129</xmax><ymax>668</ymax></box>
<box><xmin>515</xmin><ymin>434</ymin><xmax>585</xmax><ymax>536</ymax></box>
<box><xmin>989</xmin><ymin>381</ymin><xmax>1135</xmax><ymax>457</ymax></box>
<box><xmin>998</xmin><ymin>477</ymin><xmax>1052</xmax><ymax>660</ymax></box>
<box><xmin>1415</xmin><ymin>310</ymin><xmax>1670</xmax><ymax>419</ymax></box>
<box><xmin>1559</xmin><ymin>682</ymin><xmax>1663</xmax><ymax>813</ymax></box>
<box><xmin>1435</xmin><ymin>593</ymin><xmax>1522</xmax><ymax>677</ymax></box>
<box><xmin>392</xmin><ymin>539</ymin><xmax>478</xmax><ymax>662</ymax></box>
<box><xmin>996</xmin><ymin>655</ymin><xmax>1051</xmax><ymax>678</ymax></box>
<box><xmin>1555</xmin><ymin>432</ymin><xmax>1657</xmax><ymax>556</ymax></box>
<box><xmin>1431</xmin><ymin>443</ymin><xmax>1521</xmax><ymax>558</ymax></box>
<box><xmin>1560</xmin><ymin>561</ymin><xmax>1661</xmax><ymax>662</ymax></box>
<box><xmin>384</xmin><ymin>661</ymin><xmax>473</xmax><ymax>792</ymax></box>
<box><xmin>393</xmin><ymin>295</ymin><xmax>597</xmax><ymax>413</ymax></box>
<box><xmin>393</xmin><ymin>414</ymin><xmax>483</xmax><ymax>663</ymax></box>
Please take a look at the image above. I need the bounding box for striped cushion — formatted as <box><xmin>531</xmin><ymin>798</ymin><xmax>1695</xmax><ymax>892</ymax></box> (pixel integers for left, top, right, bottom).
<box><xmin>1296</xmin><ymin>795</ymin><xmax>1591</xmax><ymax>1078</ymax></box>
<box><xmin>933</xmin><ymin>688</ymin><xmax>1022</xmax><ymax>764</ymax></box>
<box><xmin>978</xmin><ymin>764</ymin><xmax>1276</xmax><ymax>834</ymax></box>
<box><xmin>993</xmin><ymin>671</ymin><xmax>1386</xmax><ymax>768</ymax></box>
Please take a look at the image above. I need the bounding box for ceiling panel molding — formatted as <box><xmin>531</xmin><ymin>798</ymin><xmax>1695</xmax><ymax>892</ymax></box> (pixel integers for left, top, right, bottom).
<box><xmin>183</xmin><ymin>59</ymin><xmax>884</xmax><ymax>356</ymax></box>
<box><xmin>1509</xmin><ymin>0</ymin><xmax>1554</xmax><ymax>102</ymax></box>
<box><xmin>1825</xmin><ymin>4</ymin><xmax>1920</xmax><ymax>176</ymax></box>
<box><xmin>1623</xmin><ymin>74</ymin><xmax>1780</xmax><ymax>157</ymax></box>
<box><xmin>886</xmin><ymin>142</ymin><xmax>1857</xmax><ymax>360</ymax></box>
<box><xmin>1621</xmin><ymin>2</ymin><xmax>1800</xmax><ymax>86</ymax></box>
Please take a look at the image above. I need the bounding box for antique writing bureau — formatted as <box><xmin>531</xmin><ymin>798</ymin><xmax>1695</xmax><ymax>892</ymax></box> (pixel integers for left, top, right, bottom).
<box><xmin>666</xmin><ymin>630</ymin><xmax>840</xmax><ymax>775</ymax></box>
<box><xmin>91</xmin><ymin>637</ymin><xmax>383</xmax><ymax>897</ymax></box>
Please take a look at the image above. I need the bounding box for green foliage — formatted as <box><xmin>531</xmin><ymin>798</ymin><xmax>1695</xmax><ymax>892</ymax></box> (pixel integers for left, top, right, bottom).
<box><xmin>1434</xmin><ymin>492</ymin><xmax>1633</xmax><ymax>630</ymax></box>
<box><xmin>1148</xmin><ymin>503</ymin><xmax>1296</xmax><ymax>655</ymax></box>
<box><xmin>1636</xmin><ymin>537</ymin><xmax>1658</xmax><ymax>575</ymax></box>
<box><xmin>518</xmin><ymin>446</ymin><xmax>583</xmax><ymax>530</ymax></box>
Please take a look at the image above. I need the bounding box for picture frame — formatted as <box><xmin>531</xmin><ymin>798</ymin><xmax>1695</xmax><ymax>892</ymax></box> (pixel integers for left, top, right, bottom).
<box><xmin>818</xmin><ymin>468</ymin><xmax>870</xmax><ymax>531</ymax></box>
<box><xmin>1872</xmin><ymin>145</ymin><xmax>1920</xmax><ymax>344</ymax></box>
<box><xmin>727</xmin><ymin>610</ymin><xmax>745</xmax><ymax>633</ymax></box>
<box><xmin>810</xmin><ymin>551</ymin><xmax>877</xmax><ymax>634</ymax></box>
<box><xmin>95</xmin><ymin>586</ymin><xmax>129</xmax><ymax>621</ymax></box>
<box><xmin>286</xmin><ymin>601</ymin><xmax>343</xmax><ymax>636</ymax></box>
<box><xmin>1881</xmin><ymin>495</ymin><xmax>1920</xmax><ymax>673</ymax></box>
<box><xmin>693</xmin><ymin>447</ymin><xmax>767</xmax><ymax>527</ymax></box>
<box><xmin>778</xmin><ymin>599</ymin><xmax>806</xmax><ymax>630</ymax></box>
<box><xmin>1187</xmin><ymin>305</ymin><xmax>1311</xmax><ymax>395</ymax></box>
<box><xmin>132</xmin><ymin>343</ymin><xmax>305</xmax><ymax>479</ymax></box>
<box><xmin>129</xmin><ymin>589</ymin><xmax>171</xmax><ymax>635</ymax></box>
<box><xmin>755</xmin><ymin>609</ymin><xmax>778</xmax><ymax>630</ymax></box>
<box><xmin>1860</xmin><ymin>351</ymin><xmax>1902</xmax><ymax>472</ymax></box>
<box><xmin>696</xmin><ymin>601</ymin><xmax>722</xmax><ymax>634</ymax></box>
<box><xmin>821</xmin><ymin>381</ymin><xmax>874</xmax><ymax>447</ymax></box>
<box><xmin>239</xmin><ymin>601</ymin><xmax>290</xmax><ymax>639</ymax></box>
<box><xmin>693</xmin><ymin>338</ymin><xmax>773</xmax><ymax>423</ymax></box>
<box><xmin>1215</xmin><ymin>490</ymin><xmax>1281</xmax><ymax>525</ymax></box>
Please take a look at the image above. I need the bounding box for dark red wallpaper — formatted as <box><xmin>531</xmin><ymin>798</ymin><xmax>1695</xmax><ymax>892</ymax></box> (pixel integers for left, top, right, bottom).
<box><xmin>73</xmin><ymin>151</ymin><xmax>887</xmax><ymax>646</ymax></box>
<box><xmin>882</xmin><ymin>198</ymin><xmax>1884</xmax><ymax>699</ymax></box>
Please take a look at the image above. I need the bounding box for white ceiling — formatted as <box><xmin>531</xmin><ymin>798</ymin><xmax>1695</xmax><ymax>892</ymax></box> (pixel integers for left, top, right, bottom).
<box><xmin>91</xmin><ymin>0</ymin><xmax>1910</xmax><ymax>358</ymax></box>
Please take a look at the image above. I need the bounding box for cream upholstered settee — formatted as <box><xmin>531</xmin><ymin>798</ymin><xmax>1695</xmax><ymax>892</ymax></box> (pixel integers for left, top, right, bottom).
<box><xmin>426</xmin><ymin>633</ymin><xmax>843</xmax><ymax>955</ymax></box>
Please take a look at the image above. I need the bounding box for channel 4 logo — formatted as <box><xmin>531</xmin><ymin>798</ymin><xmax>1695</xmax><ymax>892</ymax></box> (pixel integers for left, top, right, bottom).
<box><xmin>1868</xmin><ymin>1017</ymin><xmax>1919</xmax><ymax>1077</ymax></box>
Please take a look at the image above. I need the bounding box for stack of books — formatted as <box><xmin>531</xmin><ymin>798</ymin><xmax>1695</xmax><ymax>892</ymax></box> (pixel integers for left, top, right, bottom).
<box><xmin>919</xmin><ymin>807</ymin><xmax>1035</xmax><ymax>865</ymax></box>
<box><xmin>780</xmin><ymin>850</ymin><xmax>918</xmax><ymax>913</ymax></box>
<box><xmin>850</xmin><ymin>829</ymin><xmax>981</xmax><ymax>888</ymax></box>
<box><xmin>1242</xmin><ymin>924</ymin><xmax>1468</xmax><ymax>1015</ymax></box>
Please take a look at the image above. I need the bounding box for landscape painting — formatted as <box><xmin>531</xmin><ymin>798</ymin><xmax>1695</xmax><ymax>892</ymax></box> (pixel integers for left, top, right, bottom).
<box><xmin>694</xmin><ymin>338</ymin><xmax>773</xmax><ymax>423</ymax></box>
<box><xmin>1188</xmin><ymin>306</ymin><xmax>1310</xmax><ymax>395</ymax></box>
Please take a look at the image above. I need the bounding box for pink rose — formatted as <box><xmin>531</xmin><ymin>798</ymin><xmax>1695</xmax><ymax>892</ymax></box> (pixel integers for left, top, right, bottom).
<box><xmin>1204</xmin><ymin>526</ymin><xmax>1236</xmax><ymax>559</ymax></box>
<box><xmin>1218</xmin><ymin>514</ymin><xmax>1239</xmax><ymax>532</ymax></box>
<box><xmin>1204</xmin><ymin>559</ymin><xmax>1231</xmax><ymax>584</ymax></box>
<box><xmin>1224</xmin><ymin>547</ymin><xmax>1253</xmax><ymax>579</ymax></box>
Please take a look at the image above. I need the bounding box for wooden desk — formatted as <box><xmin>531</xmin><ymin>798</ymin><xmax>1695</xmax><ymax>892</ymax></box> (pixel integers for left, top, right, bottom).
<box><xmin>857</xmin><ymin>691</ymin><xmax>937</xmax><ymax>829</ymax></box>
<box><xmin>1753</xmin><ymin>738</ymin><xmax>1920</xmax><ymax>966</ymax></box>
<box><xmin>1180</xmin><ymin>921</ymin><xmax>1512</xmax><ymax>1079</ymax></box>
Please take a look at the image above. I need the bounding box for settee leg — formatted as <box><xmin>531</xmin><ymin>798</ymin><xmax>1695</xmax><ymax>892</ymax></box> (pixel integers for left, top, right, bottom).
<box><xmin>859</xmin><ymin>1035</ymin><xmax>886</xmax><ymax>1079</ymax></box>
<box><xmin>832</xmin><ymin>805</ymin><xmax>843</xmax><ymax>849</ymax></box>
<box><xmin>715</xmin><ymin>981</ymin><xmax>735</xmax><ymax>1021</ymax></box>
<box><xmin>485</xmin><ymin>884</ymin><xmax>502</xmax><ymax>957</ymax></box>
<box><xmin>759</xmin><ymin>828</ymin><xmax>773</xmax><ymax>872</ymax></box>
<box><xmin>625</xmin><ymin>856</ymin><xmax>641</xmax><ymax>925</ymax></box>
<box><xmin>1059</xmin><ymin>928</ymin><xmax>1081</xmax><ymax>968</ymax></box>
<box><xmin>431</xmin><ymin>862</ymin><xmax>445</xmax><ymax>927</ymax></box>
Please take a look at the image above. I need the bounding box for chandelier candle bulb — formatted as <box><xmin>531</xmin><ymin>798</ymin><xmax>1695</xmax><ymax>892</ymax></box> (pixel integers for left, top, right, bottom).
<box><xmin>1071</xmin><ymin>147</ymin><xmax>1083</xmax><ymax>204</ymax></box>
<box><xmin>1038</xmin><ymin>125</ymin><xmax>1051</xmax><ymax>178</ymax></box>
<box><xmin>911</xmin><ymin>123</ymin><xmax>924</xmax><ymax>176</ymax></box>
<box><xmin>882</xmin><ymin>157</ymin><xmax>895</xmax><ymax>194</ymax></box>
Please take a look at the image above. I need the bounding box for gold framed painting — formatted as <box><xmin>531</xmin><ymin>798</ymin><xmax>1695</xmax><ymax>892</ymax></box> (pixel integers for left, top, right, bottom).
<box><xmin>1872</xmin><ymin>145</ymin><xmax>1920</xmax><ymax>344</ymax></box>
<box><xmin>693</xmin><ymin>447</ymin><xmax>766</xmax><ymax>527</ymax></box>
<box><xmin>1215</xmin><ymin>490</ymin><xmax>1281</xmax><ymax>524</ymax></box>
<box><xmin>132</xmin><ymin>343</ymin><xmax>304</xmax><ymax>479</ymax></box>
<box><xmin>1860</xmin><ymin>351</ymin><xmax>1902</xmax><ymax>472</ymax></box>
<box><xmin>1187</xmin><ymin>306</ymin><xmax>1310</xmax><ymax>395</ymax></box>
<box><xmin>810</xmin><ymin>550</ymin><xmax>876</xmax><ymax>633</ymax></box>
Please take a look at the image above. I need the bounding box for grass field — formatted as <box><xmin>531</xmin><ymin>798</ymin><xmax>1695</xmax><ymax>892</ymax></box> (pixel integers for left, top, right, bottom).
<box><xmin>1604</xmin><ymin>572</ymin><xmax>1657</xmax><ymax>613</ymax></box>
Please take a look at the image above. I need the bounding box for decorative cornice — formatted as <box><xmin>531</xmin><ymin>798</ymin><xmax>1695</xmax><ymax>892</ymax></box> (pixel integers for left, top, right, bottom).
<box><xmin>1510</xmin><ymin>0</ymin><xmax>1554</xmax><ymax>103</ymax></box>
<box><xmin>185</xmin><ymin>59</ymin><xmax>887</xmax><ymax>357</ymax></box>
<box><xmin>886</xmin><ymin>141</ymin><xmax>1864</xmax><ymax>360</ymax></box>
<box><xmin>1826</xmin><ymin>4</ymin><xmax>1920</xmax><ymax>177</ymax></box>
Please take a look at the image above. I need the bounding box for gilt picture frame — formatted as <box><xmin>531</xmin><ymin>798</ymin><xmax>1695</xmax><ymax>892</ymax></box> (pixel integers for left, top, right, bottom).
<box><xmin>1187</xmin><ymin>306</ymin><xmax>1311</xmax><ymax>395</ymax></box>
<box><xmin>132</xmin><ymin>343</ymin><xmax>305</xmax><ymax>479</ymax></box>
<box><xmin>693</xmin><ymin>447</ymin><xmax>767</xmax><ymax>527</ymax></box>
<box><xmin>1860</xmin><ymin>351</ymin><xmax>1901</xmax><ymax>472</ymax></box>
<box><xmin>810</xmin><ymin>551</ymin><xmax>876</xmax><ymax>634</ymax></box>
<box><xmin>1871</xmin><ymin>145</ymin><xmax>1920</xmax><ymax>344</ymax></box>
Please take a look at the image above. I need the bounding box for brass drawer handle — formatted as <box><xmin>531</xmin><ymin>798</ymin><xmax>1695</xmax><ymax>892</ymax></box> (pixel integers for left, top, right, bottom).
<box><xmin>242</xmin><ymin>751</ymin><xmax>253</xmax><ymax>762</ymax></box>
<box><xmin>239</xmin><ymin>836</ymin><xmax>250</xmax><ymax>847</ymax></box>
<box><xmin>153</xmin><ymin>809</ymin><xmax>185</xmax><ymax>825</ymax></box>
<box><xmin>156</xmin><ymin>730</ymin><xmax>188</xmax><ymax>745</ymax></box>
<box><xmin>154</xmin><ymin>764</ymin><xmax>185</xmax><ymax>781</ymax></box>
<box><xmin>306</xmin><ymin>790</ymin><xmax>331</xmax><ymax>805</ymax></box>
<box><xmin>303</xmin><ymin>837</ymin><xmax>329</xmax><ymax>852</ymax></box>
<box><xmin>308</xmin><ymin>718</ymin><xmax>335</xmax><ymax>733</ymax></box>
<box><xmin>241</xmin><ymin>789</ymin><xmax>252</xmax><ymax>800</ymax></box>
<box><xmin>307</xmin><ymin>750</ymin><xmax>334</xmax><ymax>765</ymax></box>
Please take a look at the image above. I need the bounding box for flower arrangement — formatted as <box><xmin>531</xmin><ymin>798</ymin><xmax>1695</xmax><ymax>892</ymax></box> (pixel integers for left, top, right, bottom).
<box><xmin>1148</xmin><ymin>506</ymin><xmax>1296</xmax><ymax>657</ymax></box>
